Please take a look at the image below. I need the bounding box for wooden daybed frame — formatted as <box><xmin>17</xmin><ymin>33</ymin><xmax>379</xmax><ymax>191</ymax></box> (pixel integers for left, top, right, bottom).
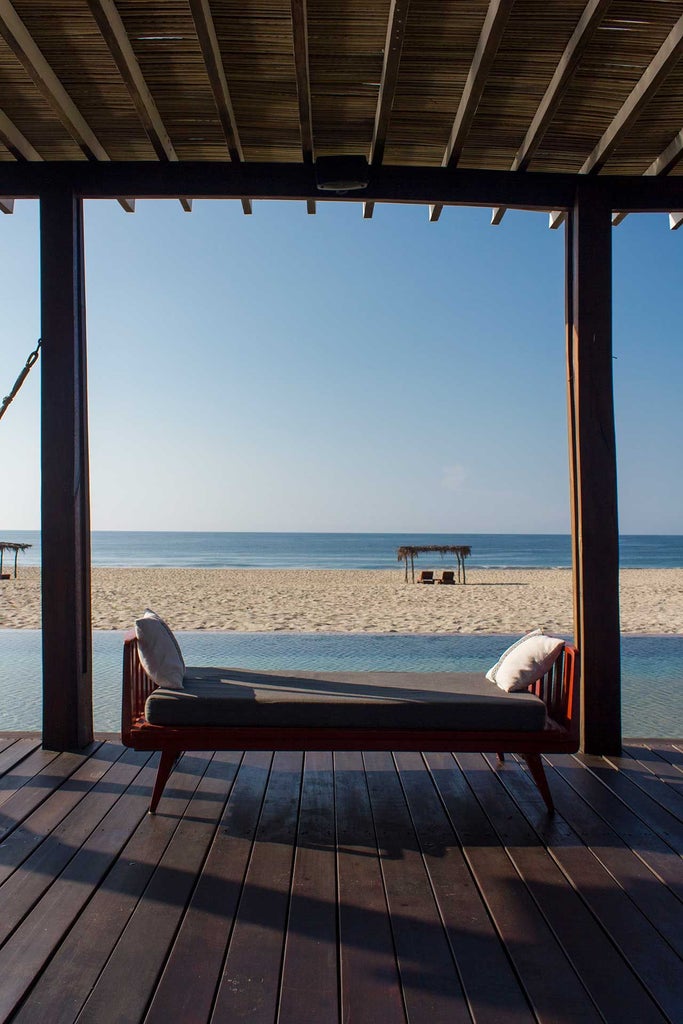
<box><xmin>122</xmin><ymin>635</ymin><xmax>578</xmax><ymax>814</ymax></box>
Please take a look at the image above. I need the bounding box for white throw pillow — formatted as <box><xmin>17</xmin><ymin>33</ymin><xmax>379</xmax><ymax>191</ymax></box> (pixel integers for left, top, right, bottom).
<box><xmin>135</xmin><ymin>611</ymin><xmax>185</xmax><ymax>690</ymax></box>
<box><xmin>486</xmin><ymin>631</ymin><xmax>564</xmax><ymax>692</ymax></box>
<box><xmin>141</xmin><ymin>608</ymin><xmax>185</xmax><ymax>669</ymax></box>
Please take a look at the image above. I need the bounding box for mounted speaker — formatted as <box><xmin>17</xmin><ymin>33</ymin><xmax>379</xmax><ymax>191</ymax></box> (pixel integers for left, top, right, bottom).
<box><xmin>314</xmin><ymin>155</ymin><xmax>370</xmax><ymax>193</ymax></box>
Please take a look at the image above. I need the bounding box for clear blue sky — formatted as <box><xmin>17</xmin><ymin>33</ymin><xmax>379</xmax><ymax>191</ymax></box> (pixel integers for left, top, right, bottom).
<box><xmin>1</xmin><ymin>197</ymin><xmax>681</xmax><ymax>534</ymax></box>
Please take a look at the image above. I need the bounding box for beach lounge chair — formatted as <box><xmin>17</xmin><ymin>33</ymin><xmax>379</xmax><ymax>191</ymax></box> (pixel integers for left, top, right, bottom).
<box><xmin>416</xmin><ymin>570</ymin><xmax>434</xmax><ymax>583</ymax></box>
<box><xmin>437</xmin><ymin>570</ymin><xmax>456</xmax><ymax>584</ymax></box>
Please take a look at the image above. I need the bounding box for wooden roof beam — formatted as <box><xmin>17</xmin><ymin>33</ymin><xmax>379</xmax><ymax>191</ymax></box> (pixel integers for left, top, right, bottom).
<box><xmin>429</xmin><ymin>0</ymin><xmax>514</xmax><ymax>222</ymax></box>
<box><xmin>85</xmin><ymin>0</ymin><xmax>191</xmax><ymax>212</ymax></box>
<box><xmin>580</xmin><ymin>13</ymin><xmax>683</xmax><ymax>175</ymax></box>
<box><xmin>363</xmin><ymin>0</ymin><xmax>411</xmax><ymax>219</ymax></box>
<box><xmin>491</xmin><ymin>0</ymin><xmax>612</xmax><ymax>226</ymax></box>
<box><xmin>188</xmin><ymin>0</ymin><xmax>252</xmax><ymax>215</ymax></box>
<box><xmin>612</xmin><ymin>126</ymin><xmax>683</xmax><ymax>225</ymax></box>
<box><xmin>2</xmin><ymin>162</ymin><xmax>683</xmax><ymax>212</ymax></box>
<box><xmin>0</xmin><ymin>106</ymin><xmax>41</xmax><ymax>160</ymax></box>
<box><xmin>0</xmin><ymin>0</ymin><xmax>134</xmax><ymax>212</ymax></box>
<box><xmin>290</xmin><ymin>0</ymin><xmax>316</xmax><ymax>215</ymax></box>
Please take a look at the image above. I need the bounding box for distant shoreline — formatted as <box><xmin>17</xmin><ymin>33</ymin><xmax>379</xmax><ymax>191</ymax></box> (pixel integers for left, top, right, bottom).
<box><xmin>2</xmin><ymin>566</ymin><xmax>681</xmax><ymax>635</ymax></box>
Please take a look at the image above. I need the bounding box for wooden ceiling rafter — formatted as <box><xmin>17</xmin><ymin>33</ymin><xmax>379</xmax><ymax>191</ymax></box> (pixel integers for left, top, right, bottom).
<box><xmin>513</xmin><ymin>10</ymin><xmax>683</xmax><ymax>232</ymax></box>
<box><xmin>0</xmin><ymin>2</ymin><xmax>682</xmax><ymax>214</ymax></box>
<box><xmin>187</xmin><ymin>0</ymin><xmax>252</xmax><ymax>216</ymax></box>
<box><xmin>490</xmin><ymin>0</ymin><xmax>613</xmax><ymax>227</ymax></box>
<box><xmin>580</xmin><ymin>13</ymin><xmax>683</xmax><ymax>176</ymax></box>
<box><xmin>290</xmin><ymin>0</ymin><xmax>316</xmax><ymax>215</ymax></box>
<box><xmin>363</xmin><ymin>0</ymin><xmax>411</xmax><ymax>220</ymax></box>
<box><xmin>84</xmin><ymin>0</ymin><xmax>191</xmax><ymax>212</ymax></box>
<box><xmin>0</xmin><ymin>105</ymin><xmax>41</xmax><ymax>160</ymax></box>
<box><xmin>613</xmin><ymin>126</ymin><xmax>683</xmax><ymax>226</ymax></box>
<box><xmin>0</xmin><ymin>0</ymin><xmax>134</xmax><ymax>212</ymax></box>
<box><xmin>0</xmin><ymin>105</ymin><xmax>39</xmax><ymax>211</ymax></box>
<box><xmin>428</xmin><ymin>0</ymin><xmax>515</xmax><ymax>224</ymax></box>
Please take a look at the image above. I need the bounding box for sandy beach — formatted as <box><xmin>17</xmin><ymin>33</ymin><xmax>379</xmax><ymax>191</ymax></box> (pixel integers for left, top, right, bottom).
<box><xmin>1</xmin><ymin>566</ymin><xmax>681</xmax><ymax>634</ymax></box>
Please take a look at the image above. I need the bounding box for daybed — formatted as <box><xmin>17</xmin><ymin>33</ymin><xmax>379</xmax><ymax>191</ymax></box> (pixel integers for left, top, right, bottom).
<box><xmin>122</xmin><ymin>635</ymin><xmax>578</xmax><ymax>814</ymax></box>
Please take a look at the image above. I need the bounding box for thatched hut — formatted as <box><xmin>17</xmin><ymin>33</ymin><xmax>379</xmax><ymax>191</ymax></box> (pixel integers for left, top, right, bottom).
<box><xmin>397</xmin><ymin>544</ymin><xmax>472</xmax><ymax>584</ymax></box>
<box><xmin>0</xmin><ymin>542</ymin><xmax>32</xmax><ymax>579</ymax></box>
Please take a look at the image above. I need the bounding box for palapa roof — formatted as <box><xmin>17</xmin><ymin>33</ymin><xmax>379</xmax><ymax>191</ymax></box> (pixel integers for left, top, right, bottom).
<box><xmin>1</xmin><ymin>1</ymin><xmax>683</xmax><ymax>219</ymax></box>
<box><xmin>397</xmin><ymin>545</ymin><xmax>472</xmax><ymax>562</ymax></box>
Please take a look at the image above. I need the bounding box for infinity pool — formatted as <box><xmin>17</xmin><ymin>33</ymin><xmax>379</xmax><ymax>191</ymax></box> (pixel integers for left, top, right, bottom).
<box><xmin>1</xmin><ymin>630</ymin><xmax>681</xmax><ymax>737</ymax></box>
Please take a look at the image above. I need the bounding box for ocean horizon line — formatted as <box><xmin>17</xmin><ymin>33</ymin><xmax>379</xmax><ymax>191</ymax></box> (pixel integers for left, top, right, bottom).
<box><xmin>2</xmin><ymin>530</ymin><xmax>681</xmax><ymax>570</ymax></box>
<box><xmin>4</xmin><ymin>529</ymin><xmax>682</xmax><ymax>536</ymax></box>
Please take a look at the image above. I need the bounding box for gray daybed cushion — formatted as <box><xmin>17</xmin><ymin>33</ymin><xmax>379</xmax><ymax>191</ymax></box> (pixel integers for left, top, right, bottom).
<box><xmin>145</xmin><ymin>667</ymin><xmax>547</xmax><ymax>731</ymax></box>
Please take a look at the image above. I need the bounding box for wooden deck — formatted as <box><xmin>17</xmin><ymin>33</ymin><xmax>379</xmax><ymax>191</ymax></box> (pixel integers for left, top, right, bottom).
<box><xmin>0</xmin><ymin>735</ymin><xmax>681</xmax><ymax>1024</ymax></box>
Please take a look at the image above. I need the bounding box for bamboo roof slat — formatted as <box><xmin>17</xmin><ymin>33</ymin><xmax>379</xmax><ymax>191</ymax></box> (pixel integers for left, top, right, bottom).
<box><xmin>1</xmin><ymin>1</ymin><xmax>683</xmax><ymax>194</ymax></box>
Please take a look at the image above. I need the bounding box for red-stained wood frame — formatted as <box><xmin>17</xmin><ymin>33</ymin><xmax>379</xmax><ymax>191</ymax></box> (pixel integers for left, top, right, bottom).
<box><xmin>122</xmin><ymin>636</ymin><xmax>578</xmax><ymax>814</ymax></box>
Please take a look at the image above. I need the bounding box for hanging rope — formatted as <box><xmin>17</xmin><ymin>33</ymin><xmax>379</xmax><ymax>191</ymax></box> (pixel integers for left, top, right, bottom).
<box><xmin>0</xmin><ymin>339</ymin><xmax>41</xmax><ymax>424</ymax></box>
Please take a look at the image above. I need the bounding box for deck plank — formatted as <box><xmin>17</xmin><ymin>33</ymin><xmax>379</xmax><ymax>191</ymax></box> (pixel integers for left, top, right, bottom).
<box><xmin>0</xmin><ymin>747</ymin><xmax>101</xmax><ymax>842</ymax></box>
<box><xmin>589</xmin><ymin>751</ymin><xmax>683</xmax><ymax>825</ymax></box>
<box><xmin>622</xmin><ymin>744</ymin><xmax>683</xmax><ymax>798</ymax></box>
<box><xmin>0</xmin><ymin>743</ymin><xmax>126</xmax><ymax>886</ymax></box>
<box><xmin>395</xmin><ymin>751</ymin><xmax>533</xmax><ymax>1024</ymax></box>
<box><xmin>278</xmin><ymin>750</ymin><xmax>339</xmax><ymax>1024</ymax></box>
<box><xmin>531</xmin><ymin>756</ymin><xmax>683</xmax><ymax>959</ymax></box>
<box><xmin>548</xmin><ymin>753</ymin><xmax>683</xmax><ymax>899</ymax></box>
<box><xmin>426</xmin><ymin>751</ymin><xmax>604</xmax><ymax>1024</ymax></box>
<box><xmin>0</xmin><ymin>746</ymin><xmax>146</xmax><ymax>946</ymax></box>
<box><xmin>575</xmin><ymin>753</ymin><xmax>683</xmax><ymax>851</ymax></box>
<box><xmin>0</xmin><ymin>745</ymin><xmax>63</xmax><ymax>810</ymax></box>
<box><xmin>210</xmin><ymin>750</ymin><xmax>304</xmax><ymax>1023</ymax></box>
<box><xmin>364</xmin><ymin>750</ymin><xmax>471</xmax><ymax>1024</ymax></box>
<box><xmin>0</xmin><ymin>736</ymin><xmax>680</xmax><ymax>1024</ymax></box>
<box><xmin>0</xmin><ymin>738</ymin><xmax>42</xmax><ymax>778</ymax></box>
<box><xmin>11</xmin><ymin>753</ymin><xmax>217</xmax><ymax>1024</ymax></box>
<box><xmin>0</xmin><ymin>737</ymin><xmax>21</xmax><ymax>758</ymax></box>
<box><xmin>74</xmin><ymin>751</ymin><xmax>239</xmax><ymax>1024</ymax></box>
<box><xmin>0</xmin><ymin>751</ymin><xmax>156</xmax><ymax>1022</ymax></box>
<box><xmin>458</xmin><ymin>751</ymin><xmax>668</xmax><ymax>1024</ymax></box>
<box><xmin>143</xmin><ymin>751</ymin><xmax>272</xmax><ymax>1024</ymax></box>
<box><xmin>640</xmin><ymin>741</ymin><xmax>683</xmax><ymax>775</ymax></box>
<box><xmin>335</xmin><ymin>750</ymin><xmax>407</xmax><ymax>1024</ymax></box>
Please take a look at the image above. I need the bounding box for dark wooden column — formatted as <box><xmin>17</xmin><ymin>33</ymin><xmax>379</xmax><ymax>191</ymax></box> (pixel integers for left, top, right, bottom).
<box><xmin>40</xmin><ymin>189</ymin><xmax>93</xmax><ymax>749</ymax></box>
<box><xmin>565</xmin><ymin>181</ymin><xmax>621</xmax><ymax>754</ymax></box>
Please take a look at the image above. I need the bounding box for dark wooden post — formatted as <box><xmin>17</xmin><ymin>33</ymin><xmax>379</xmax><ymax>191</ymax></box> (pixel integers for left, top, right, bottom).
<box><xmin>40</xmin><ymin>189</ymin><xmax>93</xmax><ymax>749</ymax></box>
<box><xmin>565</xmin><ymin>181</ymin><xmax>621</xmax><ymax>755</ymax></box>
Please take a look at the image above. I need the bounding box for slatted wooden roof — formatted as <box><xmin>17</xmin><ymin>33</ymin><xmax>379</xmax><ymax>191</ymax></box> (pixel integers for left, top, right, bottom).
<box><xmin>1</xmin><ymin>0</ymin><xmax>683</xmax><ymax>215</ymax></box>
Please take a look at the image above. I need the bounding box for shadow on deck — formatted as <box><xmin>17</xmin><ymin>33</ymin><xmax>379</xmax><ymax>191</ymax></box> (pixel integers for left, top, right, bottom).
<box><xmin>0</xmin><ymin>734</ymin><xmax>681</xmax><ymax>1023</ymax></box>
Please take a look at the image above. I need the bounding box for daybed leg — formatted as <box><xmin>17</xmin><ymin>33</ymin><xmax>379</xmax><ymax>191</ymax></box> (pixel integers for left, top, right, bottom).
<box><xmin>149</xmin><ymin>750</ymin><xmax>178</xmax><ymax>813</ymax></box>
<box><xmin>522</xmin><ymin>753</ymin><xmax>555</xmax><ymax>814</ymax></box>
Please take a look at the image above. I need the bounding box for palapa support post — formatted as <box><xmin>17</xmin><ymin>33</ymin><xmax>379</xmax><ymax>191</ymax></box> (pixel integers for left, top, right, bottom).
<box><xmin>566</xmin><ymin>181</ymin><xmax>621</xmax><ymax>756</ymax></box>
<box><xmin>40</xmin><ymin>189</ymin><xmax>93</xmax><ymax>750</ymax></box>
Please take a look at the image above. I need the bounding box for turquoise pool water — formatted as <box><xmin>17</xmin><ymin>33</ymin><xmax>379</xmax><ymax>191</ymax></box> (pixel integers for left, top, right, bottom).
<box><xmin>1</xmin><ymin>630</ymin><xmax>681</xmax><ymax>737</ymax></box>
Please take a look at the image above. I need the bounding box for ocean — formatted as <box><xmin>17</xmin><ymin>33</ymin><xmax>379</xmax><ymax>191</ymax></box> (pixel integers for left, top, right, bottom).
<box><xmin>4</xmin><ymin>531</ymin><xmax>683</xmax><ymax>569</ymax></box>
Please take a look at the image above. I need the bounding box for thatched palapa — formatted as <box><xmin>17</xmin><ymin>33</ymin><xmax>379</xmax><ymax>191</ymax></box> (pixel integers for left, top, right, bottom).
<box><xmin>397</xmin><ymin>545</ymin><xmax>472</xmax><ymax>584</ymax></box>
<box><xmin>0</xmin><ymin>542</ymin><xmax>32</xmax><ymax>579</ymax></box>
